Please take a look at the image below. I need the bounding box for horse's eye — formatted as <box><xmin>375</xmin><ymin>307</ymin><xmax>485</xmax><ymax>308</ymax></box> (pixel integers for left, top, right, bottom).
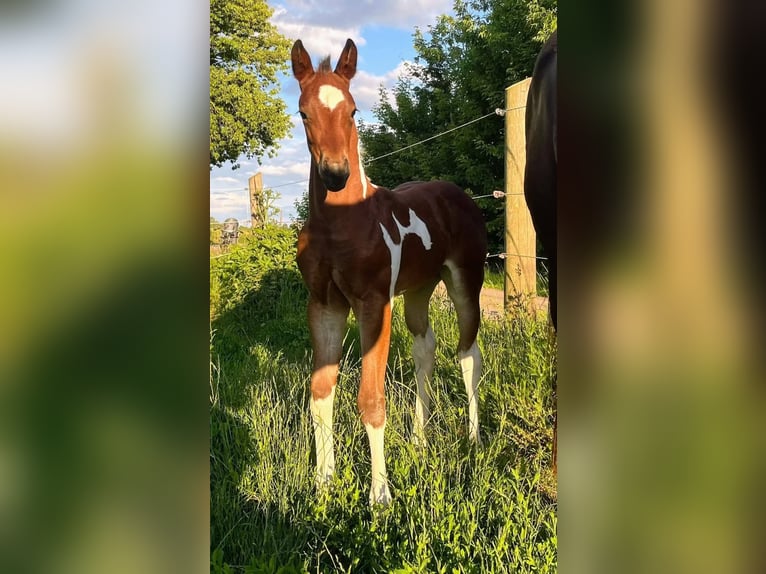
<box><xmin>299</xmin><ymin>111</ymin><xmax>308</xmax><ymax>120</ymax></box>
<box><xmin>352</xmin><ymin>108</ymin><xmax>358</xmax><ymax>118</ymax></box>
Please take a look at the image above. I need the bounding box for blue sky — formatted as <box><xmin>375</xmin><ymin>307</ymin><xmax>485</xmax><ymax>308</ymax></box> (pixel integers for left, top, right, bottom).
<box><xmin>210</xmin><ymin>0</ymin><xmax>456</xmax><ymax>223</ymax></box>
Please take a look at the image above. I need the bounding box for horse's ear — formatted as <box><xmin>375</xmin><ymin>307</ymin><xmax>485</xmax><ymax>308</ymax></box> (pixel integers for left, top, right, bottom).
<box><xmin>334</xmin><ymin>38</ymin><xmax>357</xmax><ymax>80</ymax></box>
<box><xmin>291</xmin><ymin>40</ymin><xmax>314</xmax><ymax>82</ymax></box>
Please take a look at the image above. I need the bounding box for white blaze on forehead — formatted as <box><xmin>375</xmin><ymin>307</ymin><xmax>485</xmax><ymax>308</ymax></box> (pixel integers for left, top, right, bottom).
<box><xmin>318</xmin><ymin>84</ymin><xmax>345</xmax><ymax>111</ymax></box>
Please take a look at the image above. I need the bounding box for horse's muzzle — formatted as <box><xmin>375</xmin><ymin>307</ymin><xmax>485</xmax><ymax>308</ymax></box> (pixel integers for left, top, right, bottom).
<box><xmin>319</xmin><ymin>159</ymin><xmax>350</xmax><ymax>192</ymax></box>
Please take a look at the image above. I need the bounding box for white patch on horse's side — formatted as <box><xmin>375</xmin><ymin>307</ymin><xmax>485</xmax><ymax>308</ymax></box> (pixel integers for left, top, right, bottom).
<box><xmin>379</xmin><ymin>209</ymin><xmax>433</xmax><ymax>298</ymax></box>
<box><xmin>310</xmin><ymin>385</ymin><xmax>336</xmax><ymax>486</ymax></box>
<box><xmin>397</xmin><ymin>209</ymin><xmax>433</xmax><ymax>250</ymax></box>
<box><xmin>318</xmin><ymin>84</ymin><xmax>345</xmax><ymax>111</ymax></box>
<box><xmin>379</xmin><ymin>224</ymin><xmax>400</xmax><ymax>300</ymax></box>
<box><xmin>459</xmin><ymin>341</ymin><xmax>482</xmax><ymax>444</ymax></box>
<box><xmin>365</xmin><ymin>421</ymin><xmax>391</xmax><ymax>505</ymax></box>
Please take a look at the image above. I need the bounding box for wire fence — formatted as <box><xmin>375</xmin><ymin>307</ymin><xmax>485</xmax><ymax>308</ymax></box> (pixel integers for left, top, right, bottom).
<box><xmin>210</xmin><ymin>103</ymin><xmax>541</xmax><ymax>263</ymax></box>
<box><xmin>211</xmin><ymin>104</ymin><xmax>526</xmax><ymax>197</ymax></box>
<box><xmin>211</xmin><ymin>248</ymin><xmax>547</xmax><ymax>262</ymax></box>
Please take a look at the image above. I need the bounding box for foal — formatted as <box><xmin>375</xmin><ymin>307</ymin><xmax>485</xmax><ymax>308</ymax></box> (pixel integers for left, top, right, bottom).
<box><xmin>292</xmin><ymin>39</ymin><xmax>488</xmax><ymax>505</ymax></box>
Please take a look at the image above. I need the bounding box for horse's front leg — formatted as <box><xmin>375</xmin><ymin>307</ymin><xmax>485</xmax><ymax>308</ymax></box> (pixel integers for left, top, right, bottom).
<box><xmin>308</xmin><ymin>295</ymin><xmax>350</xmax><ymax>490</ymax></box>
<box><xmin>355</xmin><ymin>296</ymin><xmax>393</xmax><ymax>505</ymax></box>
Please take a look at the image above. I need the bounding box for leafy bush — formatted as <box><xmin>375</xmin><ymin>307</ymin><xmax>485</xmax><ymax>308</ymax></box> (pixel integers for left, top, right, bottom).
<box><xmin>210</xmin><ymin>224</ymin><xmax>305</xmax><ymax>319</ymax></box>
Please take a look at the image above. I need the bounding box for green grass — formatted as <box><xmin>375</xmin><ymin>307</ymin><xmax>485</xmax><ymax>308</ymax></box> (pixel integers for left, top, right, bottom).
<box><xmin>211</xmin><ymin>228</ymin><xmax>557</xmax><ymax>573</ymax></box>
<box><xmin>483</xmin><ymin>262</ymin><xmax>550</xmax><ymax>297</ymax></box>
<box><xmin>483</xmin><ymin>266</ymin><xmax>504</xmax><ymax>290</ymax></box>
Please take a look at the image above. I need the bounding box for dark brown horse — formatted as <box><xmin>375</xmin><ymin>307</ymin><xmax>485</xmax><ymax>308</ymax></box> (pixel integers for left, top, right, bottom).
<box><xmin>291</xmin><ymin>39</ymin><xmax>488</xmax><ymax>505</ymax></box>
<box><xmin>525</xmin><ymin>30</ymin><xmax>557</xmax><ymax>330</ymax></box>
<box><xmin>525</xmin><ymin>30</ymin><xmax>557</xmax><ymax>474</ymax></box>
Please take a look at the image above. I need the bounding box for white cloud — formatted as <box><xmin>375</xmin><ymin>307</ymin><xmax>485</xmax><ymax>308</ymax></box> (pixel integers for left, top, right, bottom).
<box><xmin>273</xmin><ymin>12</ymin><xmax>363</xmax><ymax>61</ymax></box>
<box><xmin>210</xmin><ymin>190</ymin><xmax>249</xmax><ymax>220</ymax></box>
<box><xmin>351</xmin><ymin>60</ymin><xmax>414</xmax><ymax>111</ymax></box>
<box><xmin>213</xmin><ymin>176</ymin><xmax>241</xmax><ymax>184</ymax></box>
<box><xmin>273</xmin><ymin>0</ymin><xmax>453</xmax><ymax>31</ymax></box>
<box><xmin>259</xmin><ymin>161</ymin><xmax>310</xmax><ymax>177</ymax></box>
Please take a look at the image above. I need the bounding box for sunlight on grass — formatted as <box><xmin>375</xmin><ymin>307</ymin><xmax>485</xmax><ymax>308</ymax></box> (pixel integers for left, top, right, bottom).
<box><xmin>211</xmin><ymin>229</ymin><xmax>557</xmax><ymax>573</ymax></box>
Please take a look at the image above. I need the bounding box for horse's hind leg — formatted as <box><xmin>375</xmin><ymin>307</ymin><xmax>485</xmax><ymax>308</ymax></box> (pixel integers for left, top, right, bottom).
<box><xmin>441</xmin><ymin>260</ymin><xmax>483</xmax><ymax>444</ymax></box>
<box><xmin>403</xmin><ymin>280</ymin><xmax>439</xmax><ymax>445</ymax></box>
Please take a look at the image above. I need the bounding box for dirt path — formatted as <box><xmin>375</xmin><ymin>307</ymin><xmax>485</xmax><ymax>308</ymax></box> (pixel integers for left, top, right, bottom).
<box><xmin>480</xmin><ymin>287</ymin><xmax>506</xmax><ymax>320</ymax></box>
<box><xmin>433</xmin><ymin>284</ymin><xmax>549</xmax><ymax>321</ymax></box>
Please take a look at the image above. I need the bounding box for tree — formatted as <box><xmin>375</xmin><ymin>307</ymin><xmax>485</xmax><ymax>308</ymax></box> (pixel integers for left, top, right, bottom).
<box><xmin>293</xmin><ymin>190</ymin><xmax>310</xmax><ymax>228</ymax></box>
<box><xmin>359</xmin><ymin>0</ymin><xmax>557</xmax><ymax>255</ymax></box>
<box><xmin>253</xmin><ymin>187</ymin><xmax>283</xmax><ymax>225</ymax></box>
<box><xmin>210</xmin><ymin>0</ymin><xmax>292</xmax><ymax>169</ymax></box>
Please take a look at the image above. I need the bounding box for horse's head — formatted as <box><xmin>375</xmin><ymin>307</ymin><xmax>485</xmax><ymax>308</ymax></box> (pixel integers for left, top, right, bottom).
<box><xmin>291</xmin><ymin>39</ymin><xmax>359</xmax><ymax>192</ymax></box>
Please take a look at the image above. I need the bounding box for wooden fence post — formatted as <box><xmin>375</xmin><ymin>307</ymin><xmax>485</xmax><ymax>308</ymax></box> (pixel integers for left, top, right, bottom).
<box><xmin>249</xmin><ymin>172</ymin><xmax>264</xmax><ymax>228</ymax></box>
<box><xmin>504</xmin><ymin>78</ymin><xmax>537</xmax><ymax>311</ymax></box>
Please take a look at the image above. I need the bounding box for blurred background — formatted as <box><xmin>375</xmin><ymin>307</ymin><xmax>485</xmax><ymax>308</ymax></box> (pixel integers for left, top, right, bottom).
<box><xmin>0</xmin><ymin>1</ymin><xmax>209</xmax><ymax>573</ymax></box>
<box><xmin>560</xmin><ymin>0</ymin><xmax>765</xmax><ymax>573</ymax></box>
<box><xmin>1</xmin><ymin>0</ymin><xmax>764</xmax><ymax>572</ymax></box>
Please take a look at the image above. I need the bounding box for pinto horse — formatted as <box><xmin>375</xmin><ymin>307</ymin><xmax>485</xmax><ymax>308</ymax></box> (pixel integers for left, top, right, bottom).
<box><xmin>291</xmin><ymin>39</ymin><xmax>488</xmax><ymax>505</ymax></box>
<box><xmin>524</xmin><ymin>30</ymin><xmax>557</xmax><ymax>475</ymax></box>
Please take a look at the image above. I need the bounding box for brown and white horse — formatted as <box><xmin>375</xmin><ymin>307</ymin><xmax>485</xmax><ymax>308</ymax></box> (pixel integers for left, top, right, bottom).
<box><xmin>291</xmin><ymin>39</ymin><xmax>488</xmax><ymax>505</ymax></box>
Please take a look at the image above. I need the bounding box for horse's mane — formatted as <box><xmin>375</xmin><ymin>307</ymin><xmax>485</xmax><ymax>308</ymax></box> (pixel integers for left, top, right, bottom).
<box><xmin>317</xmin><ymin>56</ymin><xmax>332</xmax><ymax>74</ymax></box>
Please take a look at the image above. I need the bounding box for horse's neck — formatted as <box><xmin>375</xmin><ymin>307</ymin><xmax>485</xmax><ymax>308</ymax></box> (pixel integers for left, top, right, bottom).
<box><xmin>308</xmin><ymin>143</ymin><xmax>376</xmax><ymax>219</ymax></box>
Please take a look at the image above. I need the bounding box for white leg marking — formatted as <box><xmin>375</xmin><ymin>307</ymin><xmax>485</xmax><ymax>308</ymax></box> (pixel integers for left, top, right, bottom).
<box><xmin>365</xmin><ymin>421</ymin><xmax>391</xmax><ymax>505</ymax></box>
<box><xmin>412</xmin><ymin>327</ymin><xmax>435</xmax><ymax>445</ymax></box>
<box><xmin>459</xmin><ymin>341</ymin><xmax>482</xmax><ymax>444</ymax></box>
<box><xmin>379</xmin><ymin>209</ymin><xmax>433</xmax><ymax>298</ymax></box>
<box><xmin>311</xmin><ymin>385</ymin><xmax>336</xmax><ymax>486</ymax></box>
<box><xmin>318</xmin><ymin>84</ymin><xmax>345</xmax><ymax>111</ymax></box>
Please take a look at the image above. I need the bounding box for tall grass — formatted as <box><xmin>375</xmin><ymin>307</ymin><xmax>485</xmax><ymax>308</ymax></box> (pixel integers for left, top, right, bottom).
<box><xmin>211</xmin><ymin>227</ymin><xmax>557</xmax><ymax>573</ymax></box>
<box><xmin>483</xmin><ymin>261</ymin><xmax>550</xmax><ymax>296</ymax></box>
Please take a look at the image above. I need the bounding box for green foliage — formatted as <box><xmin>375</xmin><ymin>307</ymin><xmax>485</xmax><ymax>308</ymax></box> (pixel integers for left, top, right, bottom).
<box><xmin>483</xmin><ymin>264</ymin><xmax>504</xmax><ymax>289</ymax></box>
<box><xmin>210</xmin><ymin>224</ymin><xmax>304</xmax><ymax>319</ymax></box>
<box><xmin>359</xmin><ymin>0</ymin><xmax>557</xmax><ymax>255</ymax></box>
<box><xmin>210</xmin><ymin>226</ymin><xmax>557</xmax><ymax>573</ymax></box>
<box><xmin>210</xmin><ymin>0</ymin><xmax>292</xmax><ymax>168</ymax></box>
<box><xmin>246</xmin><ymin>187</ymin><xmax>285</xmax><ymax>228</ymax></box>
<box><xmin>210</xmin><ymin>217</ymin><xmax>223</xmax><ymax>245</ymax></box>
<box><xmin>293</xmin><ymin>190</ymin><xmax>310</xmax><ymax>228</ymax></box>
<box><xmin>259</xmin><ymin>187</ymin><xmax>283</xmax><ymax>224</ymax></box>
